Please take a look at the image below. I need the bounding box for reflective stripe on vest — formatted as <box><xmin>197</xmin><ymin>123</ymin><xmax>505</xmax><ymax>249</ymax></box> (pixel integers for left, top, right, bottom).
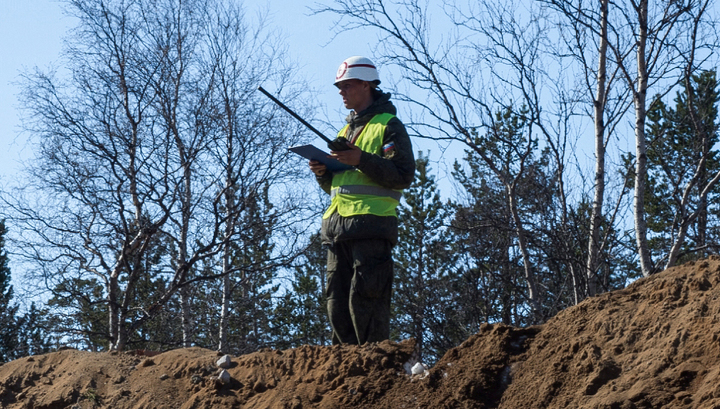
<box><xmin>323</xmin><ymin>113</ymin><xmax>401</xmax><ymax>219</ymax></box>
<box><xmin>330</xmin><ymin>185</ymin><xmax>403</xmax><ymax>201</ymax></box>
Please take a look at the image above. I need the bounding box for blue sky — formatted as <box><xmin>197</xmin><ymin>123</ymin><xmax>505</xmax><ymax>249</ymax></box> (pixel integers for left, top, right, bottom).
<box><xmin>0</xmin><ymin>1</ymin><xmax>71</xmax><ymax>181</ymax></box>
<box><xmin>0</xmin><ymin>0</ymin><xmax>401</xmax><ymax>295</ymax></box>
<box><xmin>0</xmin><ymin>0</ymin><xmax>381</xmax><ymax>182</ymax></box>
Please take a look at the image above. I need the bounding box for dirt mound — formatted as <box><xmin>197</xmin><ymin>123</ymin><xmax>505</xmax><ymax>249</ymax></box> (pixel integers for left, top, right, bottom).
<box><xmin>502</xmin><ymin>256</ymin><xmax>720</xmax><ymax>409</ymax></box>
<box><xmin>3</xmin><ymin>256</ymin><xmax>720</xmax><ymax>408</ymax></box>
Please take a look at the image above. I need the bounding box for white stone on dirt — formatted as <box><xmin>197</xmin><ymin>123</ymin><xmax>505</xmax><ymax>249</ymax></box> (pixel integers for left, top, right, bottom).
<box><xmin>216</xmin><ymin>355</ymin><xmax>232</xmax><ymax>369</ymax></box>
<box><xmin>218</xmin><ymin>369</ymin><xmax>231</xmax><ymax>384</ymax></box>
<box><xmin>411</xmin><ymin>362</ymin><xmax>427</xmax><ymax>376</ymax></box>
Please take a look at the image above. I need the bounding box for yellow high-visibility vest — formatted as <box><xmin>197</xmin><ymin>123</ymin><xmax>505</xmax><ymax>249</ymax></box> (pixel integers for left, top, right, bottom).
<box><xmin>323</xmin><ymin>113</ymin><xmax>402</xmax><ymax>219</ymax></box>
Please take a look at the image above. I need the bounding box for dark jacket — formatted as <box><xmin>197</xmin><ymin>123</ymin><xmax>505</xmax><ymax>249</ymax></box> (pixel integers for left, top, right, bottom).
<box><xmin>318</xmin><ymin>90</ymin><xmax>415</xmax><ymax>245</ymax></box>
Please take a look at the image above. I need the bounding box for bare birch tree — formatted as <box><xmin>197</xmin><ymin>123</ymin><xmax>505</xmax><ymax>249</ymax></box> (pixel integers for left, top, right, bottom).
<box><xmin>199</xmin><ymin>3</ymin><xmax>313</xmax><ymax>352</ymax></box>
<box><xmin>661</xmin><ymin>0</ymin><xmax>719</xmax><ymax>269</ymax></box>
<box><xmin>6</xmin><ymin>0</ymin><xmax>309</xmax><ymax>351</ymax></box>
<box><xmin>539</xmin><ymin>0</ymin><xmax>635</xmax><ymax>298</ymax></box>
<box><xmin>608</xmin><ymin>0</ymin><xmax>700</xmax><ymax>276</ymax></box>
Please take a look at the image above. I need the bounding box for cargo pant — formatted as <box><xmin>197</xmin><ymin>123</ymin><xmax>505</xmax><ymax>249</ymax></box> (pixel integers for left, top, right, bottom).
<box><xmin>326</xmin><ymin>238</ymin><xmax>394</xmax><ymax>345</ymax></box>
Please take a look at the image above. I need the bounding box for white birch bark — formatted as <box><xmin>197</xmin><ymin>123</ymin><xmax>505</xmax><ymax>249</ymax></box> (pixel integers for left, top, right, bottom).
<box><xmin>586</xmin><ymin>0</ymin><xmax>610</xmax><ymax>295</ymax></box>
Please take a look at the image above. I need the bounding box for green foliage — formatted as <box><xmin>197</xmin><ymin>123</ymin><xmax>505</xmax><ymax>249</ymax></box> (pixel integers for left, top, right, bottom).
<box><xmin>81</xmin><ymin>388</ymin><xmax>99</xmax><ymax>403</ymax></box>
<box><xmin>11</xmin><ymin>0</ymin><xmax>309</xmax><ymax>353</ymax></box>
<box><xmin>451</xmin><ymin>107</ymin><xmax>554</xmax><ymax>326</ymax></box>
<box><xmin>644</xmin><ymin>70</ymin><xmax>720</xmax><ymax>263</ymax></box>
<box><xmin>561</xmin><ymin>201</ymin><xmax>641</xmax><ymax>293</ymax></box>
<box><xmin>0</xmin><ymin>220</ymin><xmax>20</xmax><ymax>362</ymax></box>
<box><xmin>0</xmin><ymin>220</ymin><xmax>53</xmax><ymax>361</ymax></box>
<box><xmin>127</xmin><ymin>272</ymin><xmax>183</xmax><ymax>351</ymax></box>
<box><xmin>190</xmin><ymin>184</ymin><xmax>282</xmax><ymax>354</ymax></box>
<box><xmin>480</xmin><ymin>106</ymin><xmax>536</xmax><ymax>174</ymax></box>
<box><xmin>451</xmin><ymin>150</ymin><xmax>528</xmax><ymax>326</ymax></box>
<box><xmin>45</xmin><ymin>229</ymin><xmax>179</xmax><ymax>351</ymax></box>
<box><xmin>392</xmin><ymin>152</ymin><xmax>459</xmax><ymax>363</ymax></box>
<box><xmin>221</xmin><ymin>186</ymin><xmax>280</xmax><ymax>354</ymax></box>
<box><xmin>47</xmin><ymin>278</ymin><xmax>108</xmax><ymax>351</ymax></box>
<box><xmin>450</xmin><ymin>106</ymin><xmax>635</xmax><ymax>326</ymax></box>
<box><xmin>126</xmin><ymin>231</ymin><xmax>182</xmax><ymax>351</ymax></box>
<box><xmin>14</xmin><ymin>302</ymin><xmax>55</xmax><ymax>358</ymax></box>
<box><xmin>272</xmin><ymin>232</ymin><xmax>331</xmax><ymax>349</ymax></box>
<box><xmin>16</xmin><ymin>0</ymin><xmax>715</xmax><ymax>353</ymax></box>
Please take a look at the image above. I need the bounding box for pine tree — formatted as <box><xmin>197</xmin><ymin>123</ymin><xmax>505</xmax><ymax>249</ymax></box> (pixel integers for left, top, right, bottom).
<box><xmin>392</xmin><ymin>152</ymin><xmax>458</xmax><ymax>363</ymax></box>
<box><xmin>127</xmin><ymin>231</ymin><xmax>183</xmax><ymax>351</ymax></box>
<box><xmin>0</xmin><ymin>220</ymin><xmax>20</xmax><ymax>362</ymax></box>
<box><xmin>224</xmin><ymin>186</ymin><xmax>279</xmax><ymax>353</ymax></box>
<box><xmin>272</xmin><ymin>232</ymin><xmax>331</xmax><ymax>349</ymax></box>
<box><xmin>46</xmin><ymin>226</ymin><xmax>178</xmax><ymax>351</ymax></box>
<box><xmin>645</xmin><ymin>70</ymin><xmax>720</xmax><ymax>264</ymax></box>
<box><xmin>189</xmin><ymin>184</ymin><xmax>281</xmax><ymax>355</ymax></box>
<box><xmin>0</xmin><ymin>220</ymin><xmax>53</xmax><ymax>361</ymax></box>
<box><xmin>14</xmin><ymin>302</ymin><xmax>54</xmax><ymax>358</ymax></box>
<box><xmin>47</xmin><ymin>278</ymin><xmax>108</xmax><ymax>350</ymax></box>
<box><xmin>449</xmin><ymin>107</ymin><xmax>591</xmax><ymax>325</ymax></box>
<box><xmin>450</xmin><ymin>144</ymin><xmax>528</xmax><ymax>327</ymax></box>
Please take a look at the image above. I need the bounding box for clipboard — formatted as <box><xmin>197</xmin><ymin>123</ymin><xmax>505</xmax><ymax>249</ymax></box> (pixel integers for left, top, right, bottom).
<box><xmin>289</xmin><ymin>144</ymin><xmax>353</xmax><ymax>173</ymax></box>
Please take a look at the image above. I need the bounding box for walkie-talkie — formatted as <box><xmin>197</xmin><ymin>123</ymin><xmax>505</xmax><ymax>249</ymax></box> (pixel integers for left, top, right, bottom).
<box><xmin>257</xmin><ymin>87</ymin><xmax>351</xmax><ymax>151</ymax></box>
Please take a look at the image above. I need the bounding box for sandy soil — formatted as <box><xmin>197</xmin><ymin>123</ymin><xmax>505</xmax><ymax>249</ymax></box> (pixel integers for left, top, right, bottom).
<box><xmin>2</xmin><ymin>256</ymin><xmax>720</xmax><ymax>408</ymax></box>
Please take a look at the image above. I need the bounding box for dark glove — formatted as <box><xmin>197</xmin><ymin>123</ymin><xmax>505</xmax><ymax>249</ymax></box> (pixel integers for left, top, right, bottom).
<box><xmin>328</xmin><ymin>137</ymin><xmax>352</xmax><ymax>151</ymax></box>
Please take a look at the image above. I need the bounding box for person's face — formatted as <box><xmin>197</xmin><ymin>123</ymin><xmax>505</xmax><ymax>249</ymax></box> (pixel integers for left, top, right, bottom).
<box><xmin>336</xmin><ymin>79</ymin><xmax>371</xmax><ymax>111</ymax></box>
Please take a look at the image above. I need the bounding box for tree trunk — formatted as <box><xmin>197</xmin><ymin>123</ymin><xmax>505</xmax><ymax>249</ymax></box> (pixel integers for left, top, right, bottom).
<box><xmin>218</xmin><ymin>229</ymin><xmax>233</xmax><ymax>352</ymax></box>
<box><xmin>507</xmin><ymin>185</ymin><xmax>542</xmax><ymax>323</ymax></box>
<box><xmin>178</xmin><ymin>147</ymin><xmax>193</xmax><ymax>347</ymax></box>
<box><xmin>666</xmin><ymin>216</ymin><xmax>691</xmax><ymax>269</ymax></box>
<box><xmin>666</xmin><ymin>37</ymin><xmax>713</xmax><ymax>269</ymax></box>
<box><xmin>218</xmin><ymin>107</ymin><xmax>236</xmax><ymax>353</ymax></box>
<box><xmin>180</xmin><ymin>287</ymin><xmax>192</xmax><ymax>348</ymax></box>
<box><xmin>218</xmin><ymin>267</ymin><xmax>231</xmax><ymax>353</ymax></box>
<box><xmin>697</xmin><ymin>189</ymin><xmax>708</xmax><ymax>250</ymax></box>
<box><xmin>586</xmin><ymin>0</ymin><xmax>609</xmax><ymax>296</ymax></box>
<box><xmin>632</xmin><ymin>0</ymin><xmax>654</xmax><ymax>277</ymax></box>
<box><xmin>108</xmin><ymin>274</ymin><xmax>120</xmax><ymax>350</ymax></box>
<box><xmin>116</xmin><ymin>309</ymin><xmax>128</xmax><ymax>352</ymax></box>
<box><xmin>665</xmin><ymin>170</ymin><xmax>720</xmax><ymax>268</ymax></box>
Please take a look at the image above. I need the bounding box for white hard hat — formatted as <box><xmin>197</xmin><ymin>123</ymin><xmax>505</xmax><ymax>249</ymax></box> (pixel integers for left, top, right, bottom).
<box><xmin>334</xmin><ymin>56</ymin><xmax>381</xmax><ymax>86</ymax></box>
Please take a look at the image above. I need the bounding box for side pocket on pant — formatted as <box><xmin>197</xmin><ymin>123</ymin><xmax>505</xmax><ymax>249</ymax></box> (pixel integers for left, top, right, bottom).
<box><xmin>325</xmin><ymin>246</ymin><xmax>341</xmax><ymax>299</ymax></box>
<box><xmin>352</xmin><ymin>258</ymin><xmax>393</xmax><ymax>299</ymax></box>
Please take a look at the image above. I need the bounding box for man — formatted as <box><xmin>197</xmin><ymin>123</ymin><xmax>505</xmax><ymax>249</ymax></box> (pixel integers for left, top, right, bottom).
<box><xmin>309</xmin><ymin>56</ymin><xmax>415</xmax><ymax>345</ymax></box>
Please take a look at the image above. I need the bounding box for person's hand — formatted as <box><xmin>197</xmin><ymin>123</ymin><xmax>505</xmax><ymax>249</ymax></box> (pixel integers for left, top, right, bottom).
<box><xmin>309</xmin><ymin>160</ymin><xmax>327</xmax><ymax>176</ymax></box>
<box><xmin>329</xmin><ymin>141</ymin><xmax>362</xmax><ymax>166</ymax></box>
